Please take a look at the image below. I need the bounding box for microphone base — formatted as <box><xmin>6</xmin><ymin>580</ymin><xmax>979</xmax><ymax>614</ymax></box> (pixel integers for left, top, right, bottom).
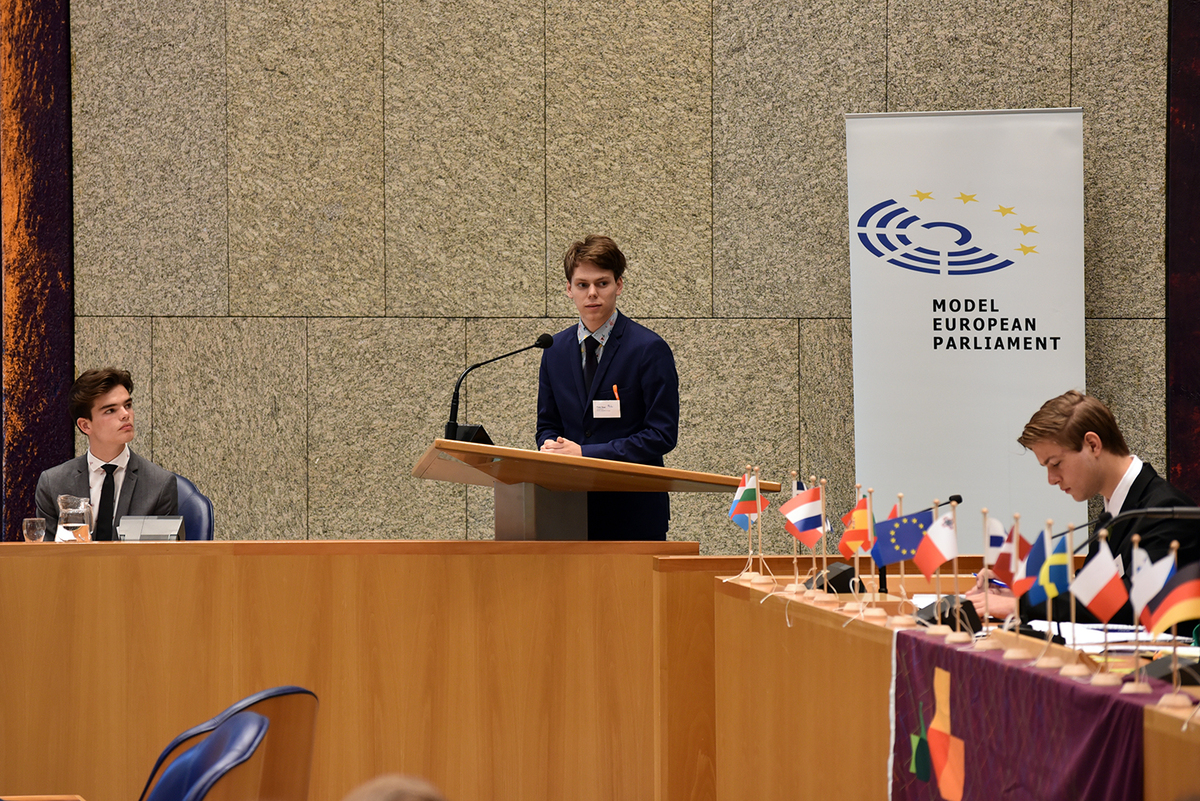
<box><xmin>448</xmin><ymin>424</ymin><xmax>493</xmax><ymax>445</ymax></box>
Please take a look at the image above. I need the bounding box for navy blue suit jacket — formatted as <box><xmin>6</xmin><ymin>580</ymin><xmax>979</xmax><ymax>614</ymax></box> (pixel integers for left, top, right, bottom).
<box><xmin>537</xmin><ymin>313</ymin><xmax>679</xmax><ymax>540</ymax></box>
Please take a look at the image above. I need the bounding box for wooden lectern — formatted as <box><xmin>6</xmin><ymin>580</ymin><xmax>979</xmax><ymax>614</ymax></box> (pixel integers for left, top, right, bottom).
<box><xmin>413</xmin><ymin>438</ymin><xmax>780</xmax><ymax>540</ymax></box>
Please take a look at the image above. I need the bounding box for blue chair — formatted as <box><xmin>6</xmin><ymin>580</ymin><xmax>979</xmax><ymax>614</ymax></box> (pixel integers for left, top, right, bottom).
<box><xmin>139</xmin><ymin>686</ymin><xmax>318</xmax><ymax>801</ymax></box>
<box><xmin>145</xmin><ymin>711</ymin><xmax>268</xmax><ymax>801</ymax></box>
<box><xmin>175</xmin><ymin>474</ymin><xmax>215</xmax><ymax>541</ymax></box>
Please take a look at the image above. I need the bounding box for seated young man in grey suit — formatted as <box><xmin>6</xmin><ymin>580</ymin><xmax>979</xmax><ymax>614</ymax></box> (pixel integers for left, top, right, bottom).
<box><xmin>35</xmin><ymin>367</ymin><xmax>178</xmax><ymax>541</ymax></box>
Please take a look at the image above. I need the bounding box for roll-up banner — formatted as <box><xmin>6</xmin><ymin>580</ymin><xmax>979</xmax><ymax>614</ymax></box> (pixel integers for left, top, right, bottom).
<box><xmin>846</xmin><ymin>109</ymin><xmax>1085</xmax><ymax>553</ymax></box>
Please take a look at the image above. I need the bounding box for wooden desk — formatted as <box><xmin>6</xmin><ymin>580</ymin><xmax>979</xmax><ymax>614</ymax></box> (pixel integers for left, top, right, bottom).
<box><xmin>1144</xmin><ymin>703</ymin><xmax>1200</xmax><ymax>800</ymax></box>
<box><xmin>712</xmin><ymin>576</ymin><xmax>1200</xmax><ymax>801</ymax></box>
<box><xmin>1</xmin><ymin>541</ymin><xmax>701</xmax><ymax>801</ymax></box>
<box><xmin>713</xmin><ymin>578</ymin><xmax>895</xmax><ymax>799</ymax></box>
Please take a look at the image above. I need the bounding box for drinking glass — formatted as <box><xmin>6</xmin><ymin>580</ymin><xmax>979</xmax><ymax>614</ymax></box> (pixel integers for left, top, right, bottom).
<box><xmin>22</xmin><ymin>518</ymin><xmax>46</xmax><ymax>542</ymax></box>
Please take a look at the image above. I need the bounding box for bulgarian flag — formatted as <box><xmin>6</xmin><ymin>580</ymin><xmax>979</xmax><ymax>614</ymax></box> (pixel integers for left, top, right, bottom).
<box><xmin>728</xmin><ymin>474</ymin><xmax>768</xmax><ymax>531</ymax></box>
<box><xmin>1142</xmin><ymin>561</ymin><xmax>1200</xmax><ymax>635</ymax></box>
<box><xmin>838</xmin><ymin>497</ymin><xmax>872</xmax><ymax>558</ymax></box>
<box><xmin>1069</xmin><ymin>538</ymin><xmax>1128</xmax><ymax>624</ymax></box>
<box><xmin>780</xmin><ymin>486</ymin><xmax>823</xmax><ymax>548</ymax></box>
<box><xmin>913</xmin><ymin>513</ymin><xmax>957</xmax><ymax>580</ymax></box>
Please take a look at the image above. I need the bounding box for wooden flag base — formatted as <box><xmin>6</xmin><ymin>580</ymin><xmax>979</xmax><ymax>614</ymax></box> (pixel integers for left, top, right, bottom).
<box><xmin>741</xmin><ymin>571</ymin><xmax>761</xmax><ymax>582</ymax></box>
<box><xmin>863</xmin><ymin>607</ymin><xmax>889</xmax><ymax>620</ymax></box>
<box><xmin>841</xmin><ymin>601</ymin><xmax>863</xmax><ymax>613</ymax></box>
<box><xmin>1090</xmin><ymin>672</ymin><xmax>1122</xmax><ymax>687</ymax></box>
<box><xmin>1157</xmin><ymin>691</ymin><xmax>1195</xmax><ymax>708</ymax></box>
<box><xmin>750</xmin><ymin>574</ymin><xmax>774</xmax><ymax>585</ymax></box>
<box><xmin>1002</xmin><ymin>648</ymin><xmax>1034</xmax><ymax>661</ymax></box>
<box><xmin>972</xmin><ymin>637</ymin><xmax>1005</xmax><ymax>651</ymax></box>
<box><xmin>1059</xmin><ymin>663</ymin><xmax>1091</xmax><ymax>678</ymax></box>
<box><xmin>945</xmin><ymin>631</ymin><xmax>973</xmax><ymax>644</ymax></box>
<box><xmin>924</xmin><ymin>624</ymin><xmax>952</xmax><ymax>637</ymax></box>
<box><xmin>1034</xmin><ymin>655</ymin><xmax>1065</xmax><ymax>669</ymax></box>
<box><xmin>811</xmin><ymin>592</ymin><xmax>839</xmax><ymax>607</ymax></box>
<box><xmin>887</xmin><ymin>615</ymin><xmax>919</xmax><ymax>629</ymax></box>
<box><xmin>1120</xmin><ymin>681</ymin><xmax>1153</xmax><ymax>694</ymax></box>
<box><xmin>783</xmin><ymin>583</ymin><xmax>805</xmax><ymax>593</ymax></box>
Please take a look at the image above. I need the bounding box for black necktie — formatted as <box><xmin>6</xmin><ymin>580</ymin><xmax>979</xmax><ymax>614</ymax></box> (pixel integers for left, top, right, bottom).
<box><xmin>583</xmin><ymin>336</ymin><xmax>599</xmax><ymax>392</ymax></box>
<box><xmin>96</xmin><ymin>463</ymin><xmax>117</xmax><ymax>541</ymax></box>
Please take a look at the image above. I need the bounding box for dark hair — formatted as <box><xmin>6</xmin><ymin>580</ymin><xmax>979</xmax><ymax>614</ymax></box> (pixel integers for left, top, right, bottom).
<box><xmin>70</xmin><ymin>368</ymin><xmax>134</xmax><ymax>426</ymax></box>
<box><xmin>562</xmin><ymin>234</ymin><xmax>627</xmax><ymax>282</ymax></box>
<box><xmin>1017</xmin><ymin>390</ymin><xmax>1130</xmax><ymax>456</ymax></box>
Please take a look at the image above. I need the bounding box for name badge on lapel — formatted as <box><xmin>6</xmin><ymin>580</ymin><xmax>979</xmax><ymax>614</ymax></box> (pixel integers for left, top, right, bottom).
<box><xmin>593</xmin><ymin>400</ymin><xmax>621</xmax><ymax>418</ymax></box>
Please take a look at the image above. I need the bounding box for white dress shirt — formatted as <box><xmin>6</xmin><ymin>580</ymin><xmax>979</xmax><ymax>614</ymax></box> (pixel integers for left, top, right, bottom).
<box><xmin>1104</xmin><ymin>455</ymin><xmax>1143</xmax><ymax>518</ymax></box>
<box><xmin>1104</xmin><ymin>454</ymin><xmax>1142</xmax><ymax>576</ymax></box>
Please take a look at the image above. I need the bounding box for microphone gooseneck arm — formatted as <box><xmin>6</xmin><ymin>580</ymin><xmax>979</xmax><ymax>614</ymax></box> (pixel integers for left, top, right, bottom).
<box><xmin>444</xmin><ymin>334</ymin><xmax>553</xmax><ymax>439</ymax></box>
<box><xmin>1080</xmin><ymin>506</ymin><xmax>1200</xmax><ymax>554</ymax></box>
<box><xmin>1053</xmin><ymin>512</ymin><xmax>1112</xmax><ymax>554</ymax></box>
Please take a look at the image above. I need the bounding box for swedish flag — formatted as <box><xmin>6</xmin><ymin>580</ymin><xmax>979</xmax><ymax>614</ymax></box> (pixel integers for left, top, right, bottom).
<box><xmin>1027</xmin><ymin>536</ymin><xmax>1070</xmax><ymax>607</ymax></box>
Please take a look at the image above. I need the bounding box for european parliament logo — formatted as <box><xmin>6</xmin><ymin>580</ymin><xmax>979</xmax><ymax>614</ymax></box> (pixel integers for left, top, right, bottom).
<box><xmin>855</xmin><ymin>191</ymin><xmax>1040</xmax><ymax>276</ymax></box>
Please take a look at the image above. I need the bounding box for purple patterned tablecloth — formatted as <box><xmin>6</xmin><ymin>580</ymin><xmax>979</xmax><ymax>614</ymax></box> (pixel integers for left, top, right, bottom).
<box><xmin>891</xmin><ymin>630</ymin><xmax>1172</xmax><ymax>801</ymax></box>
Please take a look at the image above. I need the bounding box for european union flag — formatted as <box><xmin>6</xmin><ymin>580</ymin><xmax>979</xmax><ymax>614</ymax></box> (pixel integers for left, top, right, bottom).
<box><xmin>870</xmin><ymin>509</ymin><xmax>934</xmax><ymax>566</ymax></box>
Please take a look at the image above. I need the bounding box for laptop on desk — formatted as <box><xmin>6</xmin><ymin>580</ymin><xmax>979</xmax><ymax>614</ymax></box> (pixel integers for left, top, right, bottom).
<box><xmin>118</xmin><ymin>516</ymin><xmax>184</xmax><ymax>541</ymax></box>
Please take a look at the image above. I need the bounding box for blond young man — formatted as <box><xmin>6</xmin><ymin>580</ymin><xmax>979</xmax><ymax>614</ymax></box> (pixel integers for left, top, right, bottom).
<box><xmin>968</xmin><ymin>390</ymin><xmax>1198</xmax><ymax>623</ymax></box>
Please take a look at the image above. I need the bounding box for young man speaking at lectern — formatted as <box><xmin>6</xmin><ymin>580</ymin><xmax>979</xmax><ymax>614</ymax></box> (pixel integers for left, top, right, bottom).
<box><xmin>536</xmin><ymin>235</ymin><xmax>679</xmax><ymax>541</ymax></box>
<box><xmin>35</xmin><ymin>367</ymin><xmax>178</xmax><ymax>540</ymax></box>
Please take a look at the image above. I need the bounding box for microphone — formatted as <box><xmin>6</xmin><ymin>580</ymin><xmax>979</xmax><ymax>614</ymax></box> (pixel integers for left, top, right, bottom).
<box><xmin>444</xmin><ymin>334</ymin><xmax>553</xmax><ymax>441</ymax></box>
<box><xmin>909</xmin><ymin>494</ymin><xmax>964</xmax><ymax>515</ymax></box>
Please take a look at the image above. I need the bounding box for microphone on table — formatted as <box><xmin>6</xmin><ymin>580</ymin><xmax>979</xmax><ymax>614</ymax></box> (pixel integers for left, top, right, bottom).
<box><xmin>905</xmin><ymin>494</ymin><xmax>965</xmax><ymax>516</ymax></box>
<box><xmin>444</xmin><ymin>334</ymin><xmax>554</xmax><ymax>443</ymax></box>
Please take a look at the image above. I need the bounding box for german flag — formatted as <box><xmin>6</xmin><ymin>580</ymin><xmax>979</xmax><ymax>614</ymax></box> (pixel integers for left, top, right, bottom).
<box><xmin>1141</xmin><ymin>562</ymin><xmax>1200</xmax><ymax>636</ymax></box>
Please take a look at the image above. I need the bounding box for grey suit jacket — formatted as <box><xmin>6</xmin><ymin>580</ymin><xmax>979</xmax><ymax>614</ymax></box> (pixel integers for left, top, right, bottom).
<box><xmin>34</xmin><ymin>450</ymin><xmax>179</xmax><ymax>534</ymax></box>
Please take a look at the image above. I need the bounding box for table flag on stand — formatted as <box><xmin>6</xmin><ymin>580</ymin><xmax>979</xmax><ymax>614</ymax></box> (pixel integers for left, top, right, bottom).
<box><xmin>1130</xmin><ymin>545</ymin><xmax>1176</xmax><ymax>624</ymax></box>
<box><xmin>838</xmin><ymin>496</ymin><xmax>872</xmax><ymax>558</ymax></box>
<box><xmin>780</xmin><ymin>485</ymin><xmax>824</xmax><ymax>549</ymax></box>
<box><xmin>991</xmin><ymin>524</ymin><xmax>1019</xmax><ymax>587</ymax></box>
<box><xmin>1026</xmin><ymin>536</ymin><xmax>1069</xmax><ymax>607</ymax></box>
<box><xmin>1142</xmin><ymin>561</ymin><xmax>1200</xmax><ymax>635</ymax></box>
<box><xmin>1011</xmin><ymin>529</ymin><xmax>1046</xmax><ymax>598</ymax></box>
<box><xmin>1069</xmin><ymin>538</ymin><xmax>1128</xmax><ymax>624</ymax></box>
<box><xmin>870</xmin><ymin>510</ymin><xmax>933</xmax><ymax>566</ymax></box>
<box><xmin>728</xmin><ymin>473</ymin><xmax>768</xmax><ymax>531</ymax></box>
<box><xmin>913</xmin><ymin>512</ymin><xmax>957</xmax><ymax>580</ymax></box>
<box><xmin>983</xmin><ymin>516</ymin><xmax>1006</xmax><ymax>567</ymax></box>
